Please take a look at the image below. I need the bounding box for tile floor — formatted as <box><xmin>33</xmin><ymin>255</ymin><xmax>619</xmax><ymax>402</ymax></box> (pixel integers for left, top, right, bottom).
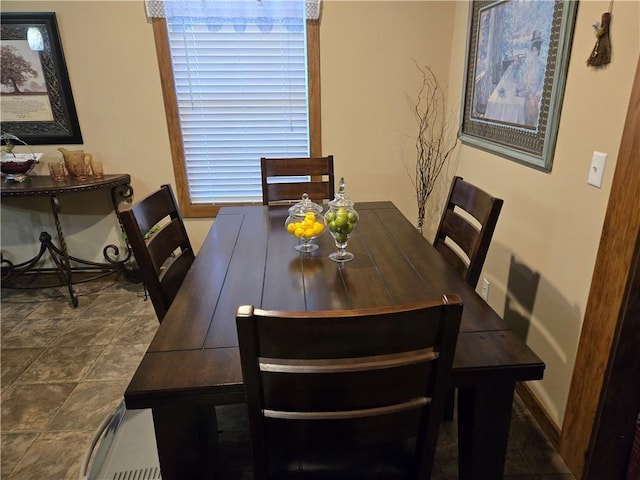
<box><xmin>1</xmin><ymin>273</ymin><xmax>575</xmax><ymax>480</ymax></box>
<box><xmin>1</xmin><ymin>274</ymin><xmax>157</xmax><ymax>480</ymax></box>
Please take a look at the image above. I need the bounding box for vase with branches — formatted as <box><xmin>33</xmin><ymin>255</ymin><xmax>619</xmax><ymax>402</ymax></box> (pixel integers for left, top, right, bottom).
<box><xmin>407</xmin><ymin>63</ymin><xmax>459</xmax><ymax>235</ymax></box>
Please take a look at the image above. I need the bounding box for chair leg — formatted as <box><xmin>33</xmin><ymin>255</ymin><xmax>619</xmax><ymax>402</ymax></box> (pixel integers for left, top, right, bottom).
<box><xmin>444</xmin><ymin>387</ymin><xmax>456</xmax><ymax>421</ymax></box>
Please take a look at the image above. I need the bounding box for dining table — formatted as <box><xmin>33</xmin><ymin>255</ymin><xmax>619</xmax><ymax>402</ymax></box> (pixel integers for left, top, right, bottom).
<box><xmin>124</xmin><ymin>201</ymin><xmax>545</xmax><ymax>480</ymax></box>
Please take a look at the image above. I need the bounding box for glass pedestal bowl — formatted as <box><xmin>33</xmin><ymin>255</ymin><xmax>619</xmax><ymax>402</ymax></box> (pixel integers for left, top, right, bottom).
<box><xmin>285</xmin><ymin>194</ymin><xmax>326</xmax><ymax>253</ymax></box>
<box><xmin>1</xmin><ymin>156</ymin><xmax>39</xmax><ymax>183</ymax></box>
<box><xmin>1</xmin><ymin>133</ymin><xmax>40</xmax><ymax>182</ymax></box>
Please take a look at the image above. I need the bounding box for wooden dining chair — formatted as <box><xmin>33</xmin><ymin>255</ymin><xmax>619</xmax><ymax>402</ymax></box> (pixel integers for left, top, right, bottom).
<box><xmin>434</xmin><ymin>176</ymin><xmax>504</xmax><ymax>290</ymax></box>
<box><xmin>236</xmin><ymin>295</ymin><xmax>463</xmax><ymax>480</ymax></box>
<box><xmin>120</xmin><ymin>184</ymin><xmax>195</xmax><ymax>323</ymax></box>
<box><xmin>434</xmin><ymin>176</ymin><xmax>503</xmax><ymax>420</ymax></box>
<box><xmin>260</xmin><ymin>155</ymin><xmax>335</xmax><ymax>205</ymax></box>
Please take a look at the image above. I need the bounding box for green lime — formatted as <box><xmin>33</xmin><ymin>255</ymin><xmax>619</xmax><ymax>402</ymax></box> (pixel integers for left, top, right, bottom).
<box><xmin>347</xmin><ymin>212</ymin><xmax>358</xmax><ymax>223</ymax></box>
<box><xmin>325</xmin><ymin>212</ymin><xmax>336</xmax><ymax>222</ymax></box>
<box><xmin>334</xmin><ymin>214</ymin><xmax>347</xmax><ymax>227</ymax></box>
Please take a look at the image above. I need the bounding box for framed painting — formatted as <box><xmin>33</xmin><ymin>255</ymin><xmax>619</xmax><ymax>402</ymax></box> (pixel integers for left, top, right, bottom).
<box><xmin>1</xmin><ymin>12</ymin><xmax>83</xmax><ymax>144</ymax></box>
<box><xmin>459</xmin><ymin>0</ymin><xmax>578</xmax><ymax>171</ymax></box>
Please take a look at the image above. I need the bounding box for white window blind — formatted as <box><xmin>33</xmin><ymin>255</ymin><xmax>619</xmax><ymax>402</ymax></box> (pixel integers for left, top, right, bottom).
<box><xmin>164</xmin><ymin>9</ymin><xmax>310</xmax><ymax>204</ymax></box>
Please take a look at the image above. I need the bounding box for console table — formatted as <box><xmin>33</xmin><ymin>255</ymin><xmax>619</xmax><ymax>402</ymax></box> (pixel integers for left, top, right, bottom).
<box><xmin>1</xmin><ymin>174</ymin><xmax>134</xmax><ymax>307</ymax></box>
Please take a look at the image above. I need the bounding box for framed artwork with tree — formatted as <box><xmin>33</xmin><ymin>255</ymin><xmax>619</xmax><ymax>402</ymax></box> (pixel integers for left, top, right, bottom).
<box><xmin>1</xmin><ymin>12</ymin><xmax>82</xmax><ymax>144</ymax></box>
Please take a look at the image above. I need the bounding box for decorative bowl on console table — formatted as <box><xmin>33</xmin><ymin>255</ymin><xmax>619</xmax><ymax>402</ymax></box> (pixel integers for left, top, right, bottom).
<box><xmin>1</xmin><ymin>132</ymin><xmax>42</xmax><ymax>182</ymax></box>
<box><xmin>1</xmin><ymin>153</ymin><xmax>43</xmax><ymax>182</ymax></box>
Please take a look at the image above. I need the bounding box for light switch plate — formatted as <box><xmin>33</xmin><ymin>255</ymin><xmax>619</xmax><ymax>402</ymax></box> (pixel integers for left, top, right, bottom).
<box><xmin>588</xmin><ymin>151</ymin><xmax>607</xmax><ymax>188</ymax></box>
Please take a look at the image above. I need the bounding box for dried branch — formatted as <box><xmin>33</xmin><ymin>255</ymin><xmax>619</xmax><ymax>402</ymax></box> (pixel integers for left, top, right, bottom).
<box><xmin>409</xmin><ymin>62</ymin><xmax>459</xmax><ymax>233</ymax></box>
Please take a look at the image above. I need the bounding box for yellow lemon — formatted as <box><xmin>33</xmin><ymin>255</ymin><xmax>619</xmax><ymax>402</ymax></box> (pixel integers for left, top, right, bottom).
<box><xmin>287</xmin><ymin>223</ymin><xmax>297</xmax><ymax>234</ymax></box>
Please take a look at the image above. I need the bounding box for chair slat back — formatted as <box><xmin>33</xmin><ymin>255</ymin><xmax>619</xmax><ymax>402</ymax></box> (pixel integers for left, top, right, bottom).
<box><xmin>237</xmin><ymin>296</ymin><xmax>462</xmax><ymax>479</ymax></box>
<box><xmin>260</xmin><ymin>156</ymin><xmax>335</xmax><ymax>205</ymax></box>
<box><xmin>434</xmin><ymin>176</ymin><xmax>503</xmax><ymax>288</ymax></box>
<box><xmin>120</xmin><ymin>184</ymin><xmax>194</xmax><ymax>322</ymax></box>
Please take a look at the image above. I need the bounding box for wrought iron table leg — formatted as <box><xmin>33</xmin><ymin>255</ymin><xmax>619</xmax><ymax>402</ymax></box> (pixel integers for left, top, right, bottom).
<box><xmin>1</xmin><ymin>234</ymin><xmax>50</xmax><ymax>279</ymax></box>
<box><xmin>110</xmin><ymin>182</ymin><xmax>138</xmax><ymax>280</ymax></box>
<box><xmin>50</xmin><ymin>194</ymin><xmax>78</xmax><ymax>306</ymax></box>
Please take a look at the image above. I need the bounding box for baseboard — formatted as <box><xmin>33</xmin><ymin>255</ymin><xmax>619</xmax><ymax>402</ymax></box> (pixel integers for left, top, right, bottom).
<box><xmin>516</xmin><ymin>382</ymin><xmax>561</xmax><ymax>448</ymax></box>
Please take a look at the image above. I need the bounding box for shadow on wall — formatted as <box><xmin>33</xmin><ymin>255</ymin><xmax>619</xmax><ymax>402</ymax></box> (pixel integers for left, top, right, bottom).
<box><xmin>504</xmin><ymin>255</ymin><xmax>540</xmax><ymax>340</ymax></box>
<box><xmin>485</xmin><ymin>241</ymin><xmax>583</xmax><ymax>423</ymax></box>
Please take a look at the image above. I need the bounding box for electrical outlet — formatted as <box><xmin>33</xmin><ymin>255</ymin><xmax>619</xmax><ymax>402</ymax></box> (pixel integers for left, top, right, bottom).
<box><xmin>481</xmin><ymin>278</ymin><xmax>490</xmax><ymax>301</ymax></box>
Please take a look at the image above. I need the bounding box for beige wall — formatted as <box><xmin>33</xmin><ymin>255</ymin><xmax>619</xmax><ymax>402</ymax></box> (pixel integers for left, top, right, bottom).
<box><xmin>320</xmin><ymin>0</ymin><xmax>640</xmax><ymax>428</ymax></box>
<box><xmin>448</xmin><ymin>0</ymin><xmax>640</xmax><ymax>427</ymax></box>
<box><xmin>2</xmin><ymin>0</ymin><xmax>638</xmax><ymax>431</ymax></box>
<box><xmin>320</xmin><ymin>1</ymin><xmax>457</xmax><ymax>225</ymax></box>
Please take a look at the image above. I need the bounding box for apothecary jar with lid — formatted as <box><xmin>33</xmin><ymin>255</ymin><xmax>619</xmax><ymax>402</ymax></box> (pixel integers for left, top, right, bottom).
<box><xmin>324</xmin><ymin>177</ymin><xmax>359</xmax><ymax>262</ymax></box>
<box><xmin>285</xmin><ymin>193</ymin><xmax>326</xmax><ymax>253</ymax></box>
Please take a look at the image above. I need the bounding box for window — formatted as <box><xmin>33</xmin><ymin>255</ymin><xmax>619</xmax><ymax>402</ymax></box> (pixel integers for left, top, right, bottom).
<box><xmin>148</xmin><ymin>1</ymin><xmax>322</xmax><ymax>217</ymax></box>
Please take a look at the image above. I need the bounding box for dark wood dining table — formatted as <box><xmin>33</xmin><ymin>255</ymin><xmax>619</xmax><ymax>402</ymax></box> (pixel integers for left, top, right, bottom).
<box><xmin>124</xmin><ymin>201</ymin><xmax>545</xmax><ymax>480</ymax></box>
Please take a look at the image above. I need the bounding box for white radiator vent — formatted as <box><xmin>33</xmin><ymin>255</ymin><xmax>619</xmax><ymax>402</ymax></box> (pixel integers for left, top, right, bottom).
<box><xmin>84</xmin><ymin>405</ymin><xmax>161</xmax><ymax>480</ymax></box>
<box><xmin>112</xmin><ymin>466</ymin><xmax>161</xmax><ymax>479</ymax></box>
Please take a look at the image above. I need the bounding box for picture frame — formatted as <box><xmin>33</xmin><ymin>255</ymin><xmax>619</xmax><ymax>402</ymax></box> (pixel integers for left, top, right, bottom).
<box><xmin>1</xmin><ymin>12</ymin><xmax>83</xmax><ymax>144</ymax></box>
<box><xmin>459</xmin><ymin>0</ymin><xmax>578</xmax><ymax>171</ymax></box>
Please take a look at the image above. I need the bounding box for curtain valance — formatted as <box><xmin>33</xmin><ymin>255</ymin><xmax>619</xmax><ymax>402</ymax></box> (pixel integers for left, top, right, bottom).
<box><xmin>145</xmin><ymin>0</ymin><xmax>321</xmax><ymax>22</ymax></box>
